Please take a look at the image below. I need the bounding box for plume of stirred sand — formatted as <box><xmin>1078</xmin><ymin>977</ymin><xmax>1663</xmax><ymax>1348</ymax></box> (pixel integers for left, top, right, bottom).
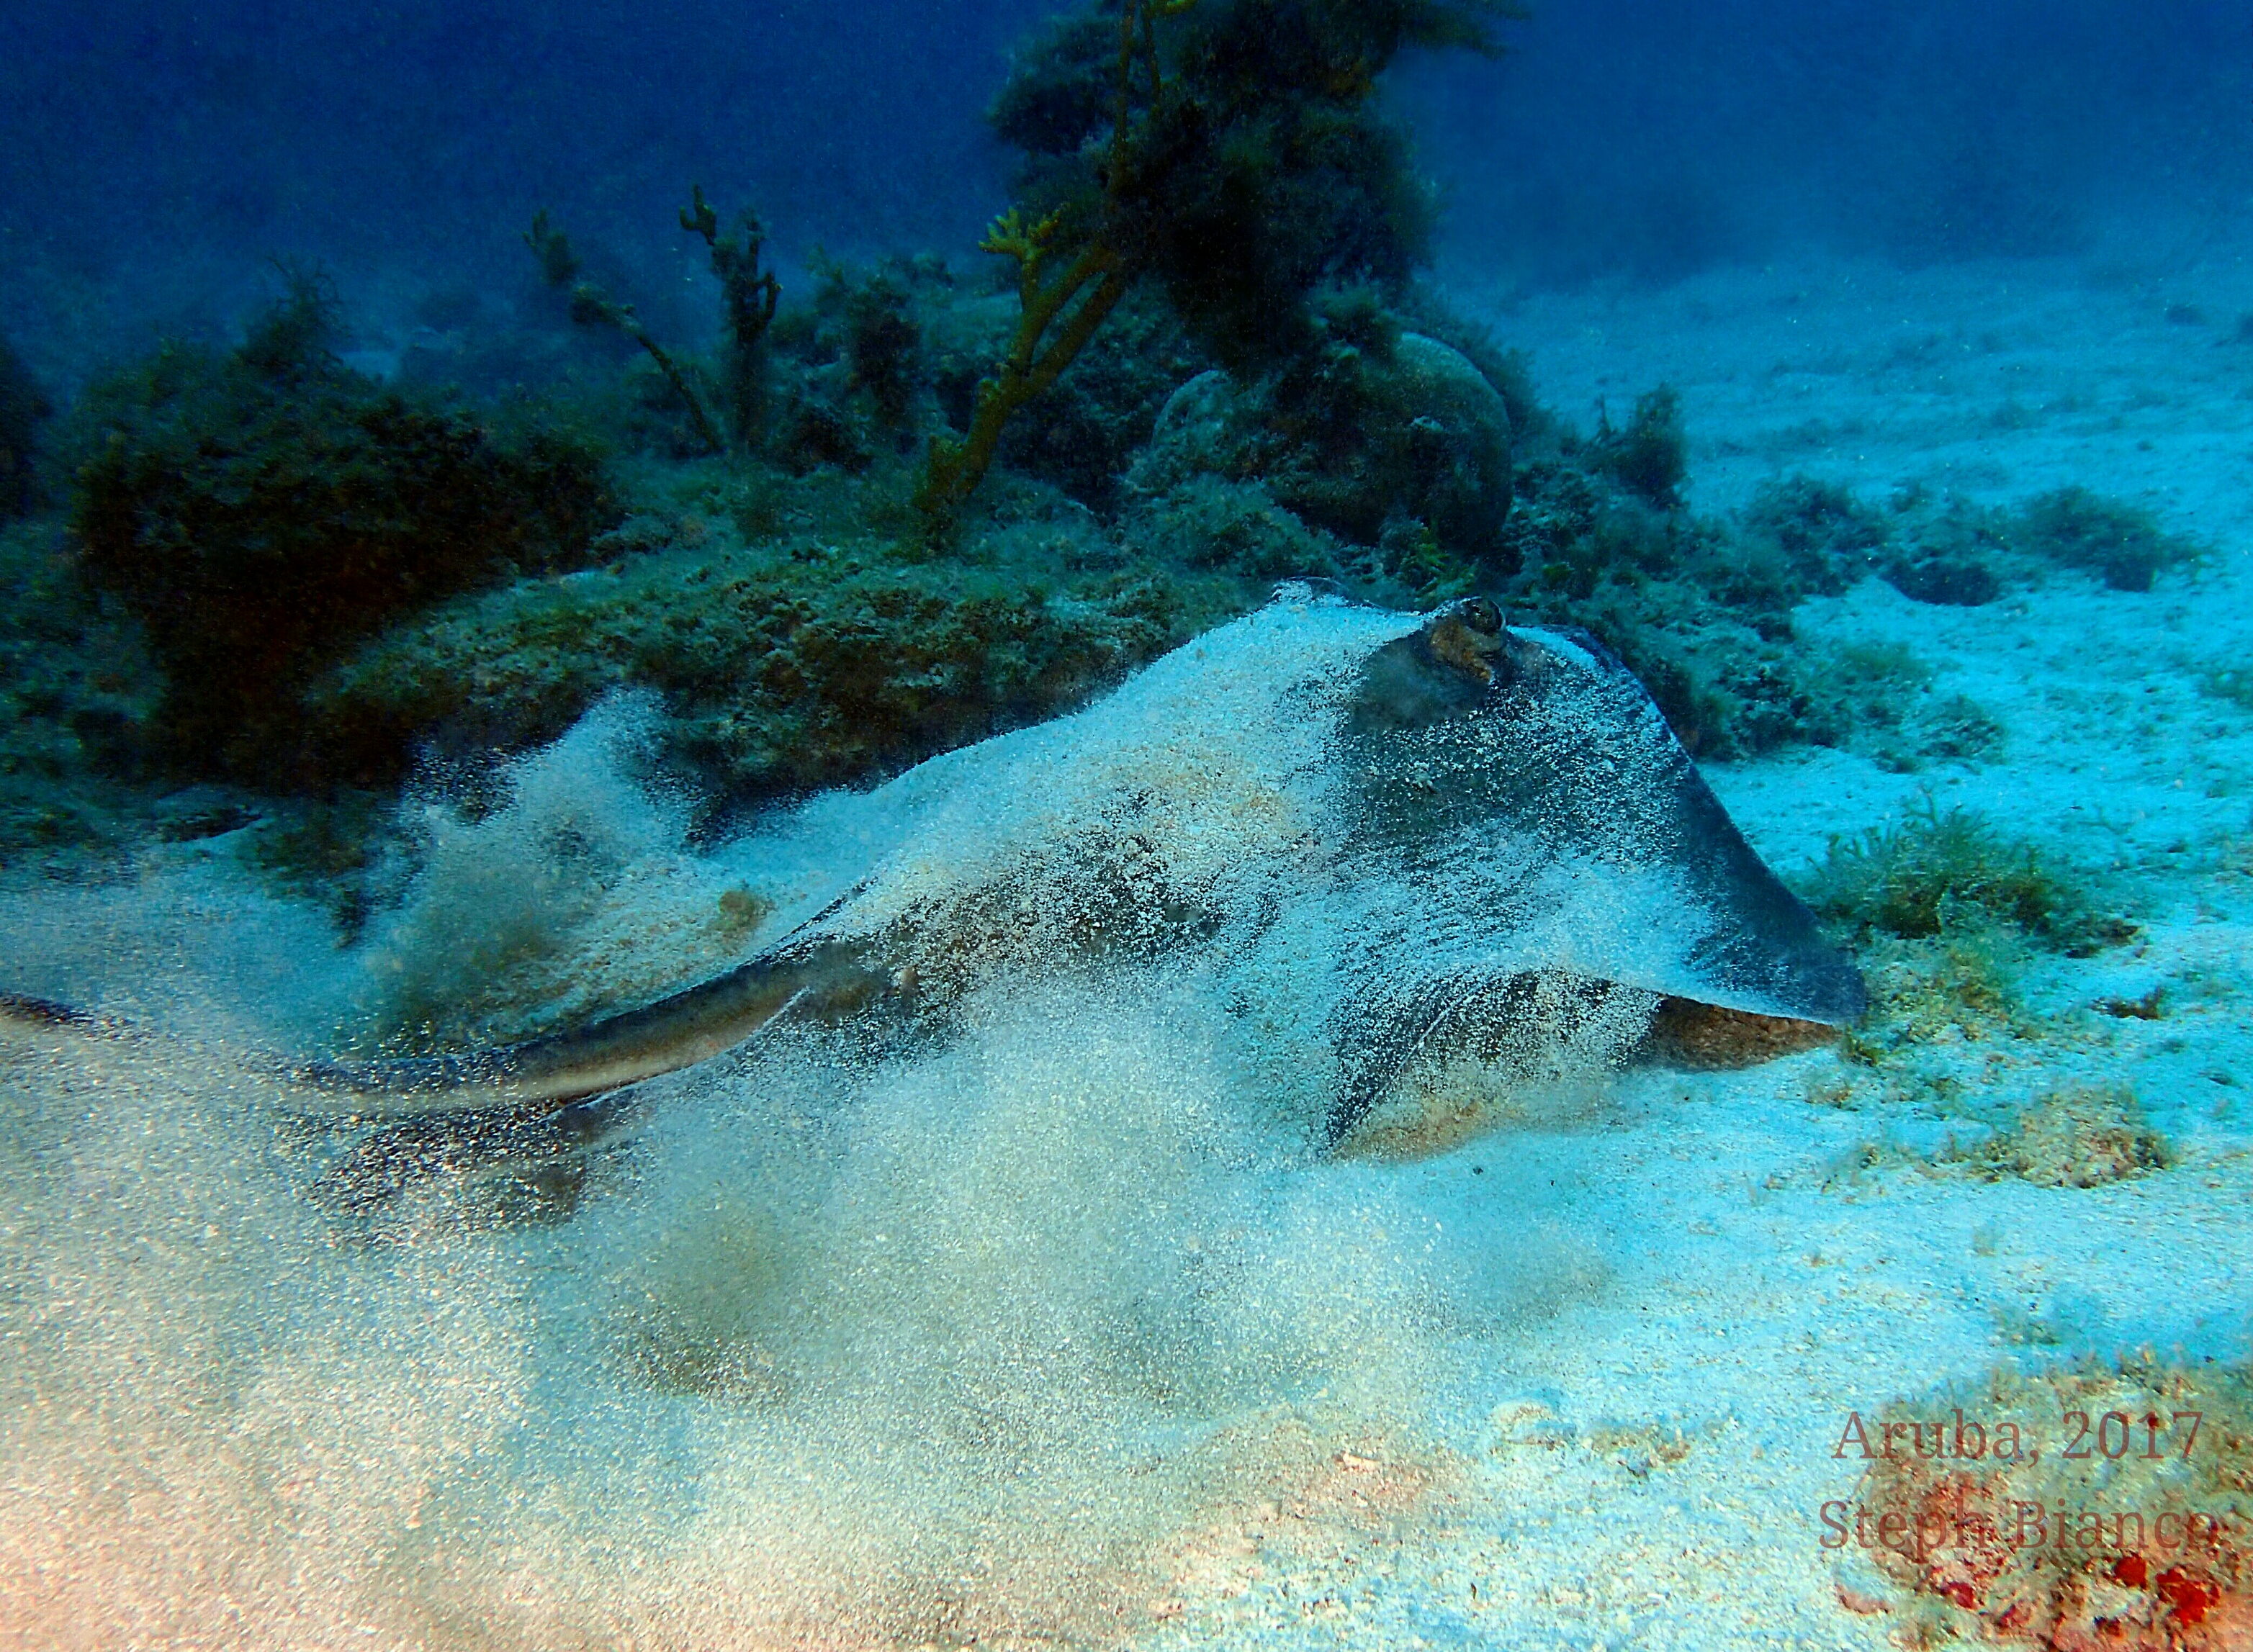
<box><xmin>0</xmin><ymin>872</ymin><xmax>1581</xmax><ymax>1648</ymax></box>
<box><xmin>1</xmin><ymin>603</ymin><xmax>1695</xmax><ymax>1645</ymax></box>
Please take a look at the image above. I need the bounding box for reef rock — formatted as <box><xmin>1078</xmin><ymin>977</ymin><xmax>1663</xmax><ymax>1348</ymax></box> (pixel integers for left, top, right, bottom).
<box><xmin>1134</xmin><ymin>332</ymin><xmax>1516</xmax><ymax>572</ymax></box>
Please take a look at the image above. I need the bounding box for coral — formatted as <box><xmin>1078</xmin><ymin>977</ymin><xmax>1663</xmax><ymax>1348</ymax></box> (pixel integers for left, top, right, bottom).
<box><xmin>1496</xmin><ymin>455</ymin><xmax>1665</xmax><ymax>592</ymax></box>
<box><xmin>1125</xmin><ymin>474</ymin><xmax>1344</xmax><ymax>582</ymax></box>
<box><xmin>1866</xmin><ymin>483</ymin><xmax>2194</xmax><ymax>603</ymax></box>
<box><xmin>1799</xmin><ymin>641</ymin><xmax>2002</xmax><ymax>773</ymax></box>
<box><xmin>68</xmin><ymin>274</ymin><xmax>617</xmax><ymax>784</ymax></box>
<box><xmin>1400</xmin><ymin>285</ymin><xmax>1558</xmax><ymax>450</ymax></box>
<box><xmin>927</xmin><ymin>0</ymin><xmax>1526</xmax><ymax>516</ymax></box>
<box><xmin>1840</xmin><ymin>1358</ymin><xmax>2253</xmax><ymax>1647</ymax></box>
<box><xmin>679</xmin><ymin>185</ymin><xmax>783</xmax><ymax>443</ymax></box>
<box><xmin>757</xmin><ymin>255</ymin><xmax>971</xmax><ymax>479</ymax></box>
<box><xmin>997</xmin><ymin>286</ymin><xmax>1215</xmax><ymax>515</ymax></box>
<box><xmin>526</xmin><ymin>209</ymin><xmax>726</xmax><ymax>453</ymax></box>
<box><xmin>770</xmin><ymin>398</ymin><xmax>873</xmax><ymax>477</ymax></box>
<box><xmin>0</xmin><ymin>331</ymin><xmax>53</xmax><ymax>520</ymax></box>
<box><xmin>989</xmin><ymin>10</ymin><xmax>1130</xmax><ymax>157</ymax></box>
<box><xmin>916</xmin><ymin>199</ymin><xmax>1137</xmax><ymax>520</ymax></box>
<box><xmin>916</xmin><ymin>0</ymin><xmax>1199</xmax><ymax>520</ymax></box>
<box><xmin>1461</xmin><ymin>423</ymin><xmax>1953</xmax><ymax>762</ymax></box>
<box><xmin>1130</xmin><ymin>320</ymin><xmax>1515</xmax><ymax>578</ymax></box>
<box><xmin>301</xmin><ymin>515</ymin><xmax>1238</xmax><ymax>805</ymax></box>
<box><xmin>1480</xmin><ymin>464</ymin><xmax>1845</xmax><ymax>761</ymax></box>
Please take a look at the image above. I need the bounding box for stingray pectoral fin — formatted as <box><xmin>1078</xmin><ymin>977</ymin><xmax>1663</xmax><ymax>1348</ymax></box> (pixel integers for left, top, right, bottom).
<box><xmin>292</xmin><ymin>937</ymin><xmax>895</xmax><ymax>1118</ymax></box>
<box><xmin>1324</xmin><ymin>970</ymin><xmax>1853</xmax><ymax>1155</ymax></box>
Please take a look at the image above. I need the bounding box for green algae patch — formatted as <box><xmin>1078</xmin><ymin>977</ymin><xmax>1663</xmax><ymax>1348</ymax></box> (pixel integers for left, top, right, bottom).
<box><xmin>307</xmin><ymin>526</ymin><xmax>1239</xmax><ymax>805</ymax></box>
<box><xmin>0</xmin><ymin>518</ymin><xmax>160</xmax><ymax>857</ymax></box>
<box><xmin>1961</xmin><ymin>1083</ymin><xmax>2172</xmax><ymax>1188</ymax></box>
<box><xmin>2010</xmin><ymin>485</ymin><xmax>2199</xmax><ymax>594</ymax></box>
<box><xmin>1799</xmin><ymin>800</ymin><xmax>2128</xmax><ymax>954</ymax></box>
<box><xmin>0</xmin><ymin>332</ymin><xmax>50</xmax><ymax>521</ymax></box>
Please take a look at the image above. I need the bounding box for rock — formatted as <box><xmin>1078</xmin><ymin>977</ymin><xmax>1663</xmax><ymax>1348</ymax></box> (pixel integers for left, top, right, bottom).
<box><xmin>1135</xmin><ymin>332</ymin><xmax>1516</xmax><ymax>572</ymax></box>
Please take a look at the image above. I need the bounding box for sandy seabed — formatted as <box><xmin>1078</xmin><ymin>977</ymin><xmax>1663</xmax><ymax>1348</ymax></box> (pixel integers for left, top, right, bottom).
<box><xmin>6</xmin><ymin>248</ymin><xmax>2253</xmax><ymax>1650</ymax></box>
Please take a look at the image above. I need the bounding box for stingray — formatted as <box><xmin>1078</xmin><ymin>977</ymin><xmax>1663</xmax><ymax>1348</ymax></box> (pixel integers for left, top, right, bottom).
<box><xmin>7</xmin><ymin>585</ymin><xmax>1863</xmax><ymax>1171</ymax></box>
<box><xmin>266</xmin><ymin>583</ymin><xmax>1863</xmax><ymax>1149</ymax></box>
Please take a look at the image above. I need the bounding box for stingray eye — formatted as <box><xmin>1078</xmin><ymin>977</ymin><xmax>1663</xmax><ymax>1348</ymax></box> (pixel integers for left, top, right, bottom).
<box><xmin>1419</xmin><ymin>600</ymin><xmax>1508</xmax><ymax>690</ymax></box>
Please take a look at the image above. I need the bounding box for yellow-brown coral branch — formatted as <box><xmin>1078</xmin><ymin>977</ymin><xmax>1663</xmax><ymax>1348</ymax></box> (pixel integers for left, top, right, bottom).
<box><xmin>917</xmin><ymin>0</ymin><xmax>1192</xmax><ymax>523</ymax></box>
<box><xmin>916</xmin><ymin>244</ymin><xmax>1130</xmax><ymax>518</ymax></box>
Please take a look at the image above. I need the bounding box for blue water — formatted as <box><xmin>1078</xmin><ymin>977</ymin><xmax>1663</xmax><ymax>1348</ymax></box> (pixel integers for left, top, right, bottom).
<box><xmin>4</xmin><ymin>0</ymin><xmax>2250</xmax><ymax>369</ymax></box>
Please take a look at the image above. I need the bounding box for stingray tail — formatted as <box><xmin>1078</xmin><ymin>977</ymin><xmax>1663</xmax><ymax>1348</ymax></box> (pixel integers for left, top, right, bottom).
<box><xmin>292</xmin><ymin>936</ymin><xmax>897</xmax><ymax>1118</ymax></box>
<box><xmin>0</xmin><ymin>991</ymin><xmax>100</xmax><ymax>1028</ymax></box>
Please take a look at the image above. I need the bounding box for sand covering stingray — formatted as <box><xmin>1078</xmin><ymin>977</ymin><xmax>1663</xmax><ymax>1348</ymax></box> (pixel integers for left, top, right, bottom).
<box><xmin>296</xmin><ymin>583</ymin><xmax>1864</xmax><ymax>1154</ymax></box>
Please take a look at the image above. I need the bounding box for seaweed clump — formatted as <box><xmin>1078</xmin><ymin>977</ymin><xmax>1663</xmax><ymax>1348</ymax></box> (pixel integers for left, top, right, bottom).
<box><xmin>1588</xmin><ymin>385</ymin><xmax>1687</xmax><ymax>510</ymax></box>
<box><xmin>1879</xmin><ymin>491</ymin><xmax>2004</xmax><ymax>606</ymax></box>
<box><xmin>1793</xmin><ymin>800</ymin><xmax>2137</xmax><ymax>1072</ymax></box>
<box><xmin>69</xmin><ymin>273</ymin><xmax>618</xmax><ymax>784</ymax></box>
<box><xmin>1961</xmin><ymin>1083</ymin><xmax>2172</xmax><ymax>1187</ymax></box>
<box><xmin>0</xmin><ymin>516</ymin><xmax>159</xmax><ymax>856</ymax></box>
<box><xmin>1483</xmin><ymin>455</ymin><xmax>1912</xmax><ymax>758</ymax></box>
<box><xmin>1094</xmin><ymin>0</ymin><xmax>1526</xmax><ymax>364</ymax></box>
<box><xmin>2010</xmin><ymin>485</ymin><xmax>2196</xmax><ymax>593</ymax></box>
<box><xmin>1879</xmin><ymin>484</ymin><xmax>2197</xmax><ymax>602</ymax></box>
<box><xmin>1735</xmin><ymin>474</ymin><xmax>1884</xmax><ymax>600</ymax></box>
<box><xmin>1799</xmin><ymin>800</ymin><xmax>2124</xmax><ymax>954</ymax></box>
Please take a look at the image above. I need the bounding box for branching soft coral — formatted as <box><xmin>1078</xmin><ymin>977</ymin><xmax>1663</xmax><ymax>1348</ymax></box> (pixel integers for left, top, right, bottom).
<box><xmin>526</xmin><ymin>209</ymin><xmax>727</xmax><ymax>454</ymax></box>
<box><xmin>917</xmin><ymin>0</ymin><xmax>1187</xmax><ymax>522</ymax></box>
<box><xmin>915</xmin><ymin>206</ymin><xmax>1136</xmax><ymax>519</ymax></box>
<box><xmin>680</xmin><ymin>185</ymin><xmax>783</xmax><ymax>444</ymax></box>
